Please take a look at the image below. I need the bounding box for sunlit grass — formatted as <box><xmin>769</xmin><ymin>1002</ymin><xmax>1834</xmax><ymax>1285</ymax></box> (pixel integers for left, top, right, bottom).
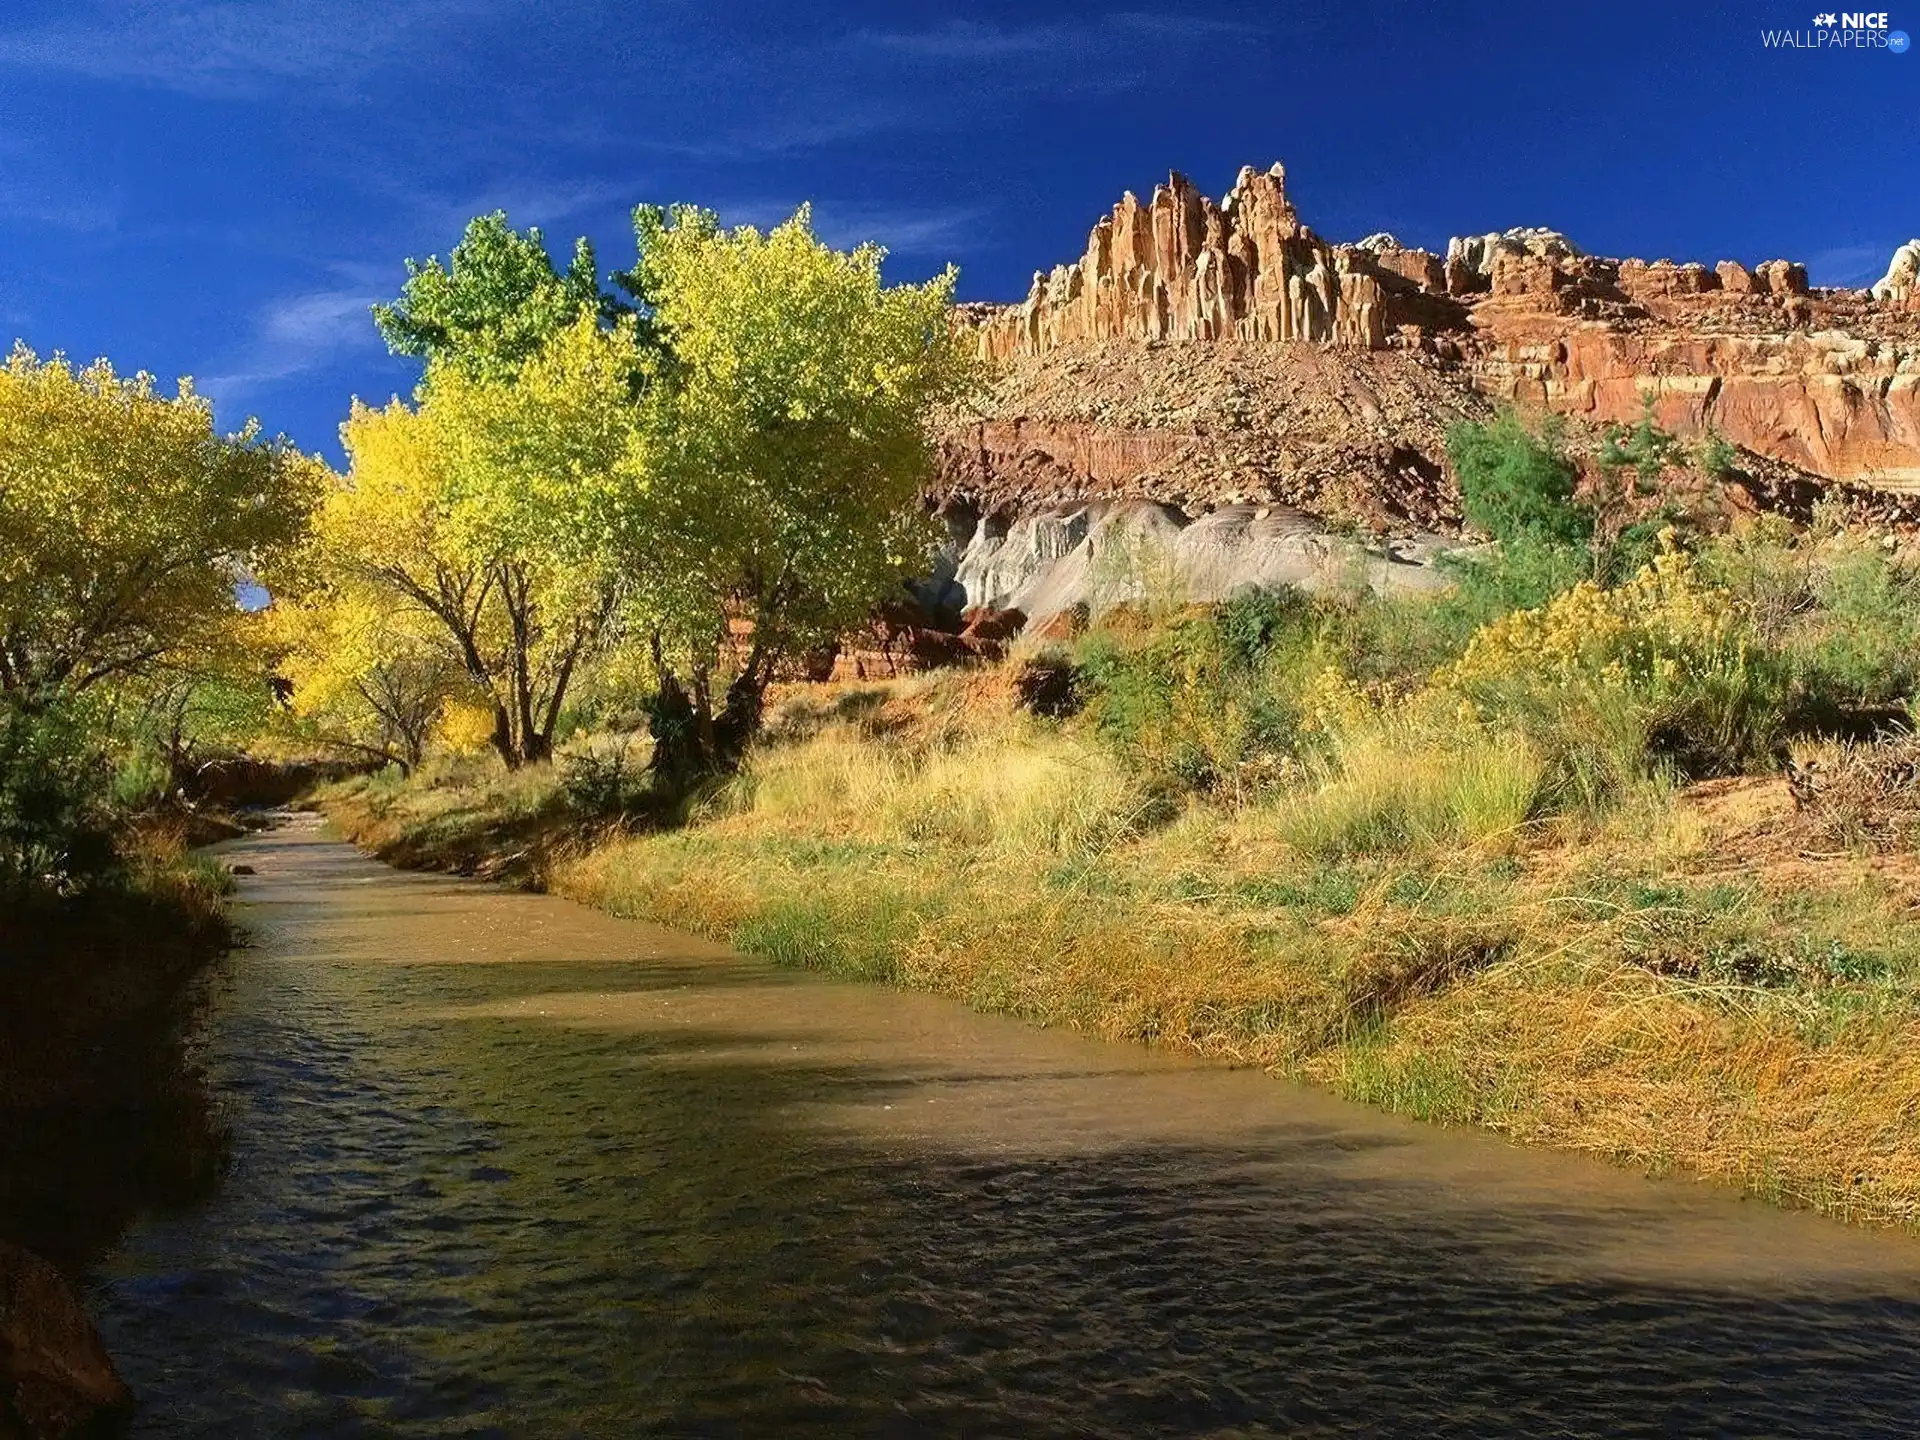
<box><xmin>1265</xmin><ymin>719</ymin><xmax>1543</xmax><ymax>859</ymax></box>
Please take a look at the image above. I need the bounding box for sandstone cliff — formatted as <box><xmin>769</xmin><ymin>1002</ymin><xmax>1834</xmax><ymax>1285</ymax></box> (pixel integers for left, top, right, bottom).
<box><xmin>941</xmin><ymin>164</ymin><xmax>1920</xmax><ymax>536</ymax></box>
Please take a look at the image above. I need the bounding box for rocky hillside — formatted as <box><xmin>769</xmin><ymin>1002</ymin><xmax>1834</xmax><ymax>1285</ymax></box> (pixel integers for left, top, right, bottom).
<box><xmin>937</xmin><ymin>162</ymin><xmax>1920</xmax><ymax>532</ymax></box>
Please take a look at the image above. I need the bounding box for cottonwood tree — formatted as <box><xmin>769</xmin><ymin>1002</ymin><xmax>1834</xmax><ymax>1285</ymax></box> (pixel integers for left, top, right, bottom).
<box><xmin>619</xmin><ymin>204</ymin><xmax>968</xmax><ymax>779</ymax></box>
<box><xmin>0</xmin><ymin>346</ymin><xmax>323</xmax><ymax>711</ymax></box>
<box><xmin>321</xmin><ymin>314</ymin><xmax>637</xmax><ymax>767</ymax></box>
<box><xmin>267</xmin><ymin>587</ymin><xmax>465</xmax><ymax>773</ymax></box>
<box><xmin>114</xmin><ymin>612</ymin><xmax>284</xmax><ymax>790</ymax></box>
<box><xmin>373</xmin><ymin>211</ymin><xmax>623</xmax><ymax>380</ymax></box>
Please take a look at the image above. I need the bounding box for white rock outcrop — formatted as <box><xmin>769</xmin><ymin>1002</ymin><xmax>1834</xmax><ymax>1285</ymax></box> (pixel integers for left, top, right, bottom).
<box><xmin>1872</xmin><ymin>240</ymin><xmax>1920</xmax><ymax>304</ymax></box>
<box><xmin>930</xmin><ymin>501</ymin><xmax>1458</xmax><ymax>629</ymax></box>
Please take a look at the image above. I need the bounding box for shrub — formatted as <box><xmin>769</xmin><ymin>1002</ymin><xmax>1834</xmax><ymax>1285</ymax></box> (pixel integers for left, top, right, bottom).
<box><xmin>1447</xmin><ymin>410</ymin><xmax>1589</xmax><ymax>548</ymax></box>
<box><xmin>1698</xmin><ymin>521</ymin><xmax>1920</xmax><ymax>734</ymax></box>
<box><xmin>1796</xmin><ymin>534</ymin><xmax>1920</xmax><ymax>709</ymax></box>
<box><xmin>1213</xmin><ymin>586</ymin><xmax>1318</xmax><ymax>669</ymax></box>
<box><xmin>111</xmin><ymin>747</ymin><xmax>174</xmax><ymax>812</ymax></box>
<box><xmin>0</xmin><ymin>702</ymin><xmax>118</xmax><ymax>897</ymax></box>
<box><xmin>1438</xmin><ymin>543</ymin><xmax>1791</xmax><ymax>796</ymax></box>
<box><xmin>1435</xmin><ymin>534</ymin><xmax>1588</xmax><ymax>627</ymax></box>
<box><xmin>561</xmin><ymin>741</ymin><xmax>651</xmax><ymax>818</ymax></box>
<box><xmin>1011</xmin><ymin>651</ymin><xmax>1085</xmax><ymax>719</ymax></box>
<box><xmin>1077</xmin><ymin>597</ymin><xmax>1314</xmax><ymax>793</ymax></box>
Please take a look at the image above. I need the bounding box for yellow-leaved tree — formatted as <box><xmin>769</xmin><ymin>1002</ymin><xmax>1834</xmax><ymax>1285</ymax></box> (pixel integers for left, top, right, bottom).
<box><xmin>0</xmin><ymin>346</ymin><xmax>323</xmax><ymax>709</ymax></box>
<box><xmin>266</xmin><ymin>585</ymin><xmax>467</xmax><ymax>773</ymax></box>
<box><xmin>315</xmin><ymin>312</ymin><xmax>638</xmax><ymax>768</ymax></box>
<box><xmin>294</xmin><ymin>204</ymin><xmax>968</xmax><ymax>781</ymax></box>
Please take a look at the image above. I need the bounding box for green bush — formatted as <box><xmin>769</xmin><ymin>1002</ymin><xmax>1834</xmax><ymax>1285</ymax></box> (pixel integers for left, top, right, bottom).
<box><xmin>1698</xmin><ymin>521</ymin><xmax>1920</xmax><ymax>734</ymax></box>
<box><xmin>1447</xmin><ymin>410</ymin><xmax>1589</xmax><ymax>549</ymax></box>
<box><xmin>1213</xmin><ymin>586</ymin><xmax>1318</xmax><ymax>670</ymax></box>
<box><xmin>1078</xmin><ymin>591</ymin><xmax>1321</xmax><ymax>791</ymax></box>
<box><xmin>0</xmin><ymin>702</ymin><xmax>118</xmax><ymax>897</ymax></box>
<box><xmin>112</xmin><ymin>747</ymin><xmax>174</xmax><ymax>812</ymax></box>
<box><xmin>561</xmin><ymin>741</ymin><xmax>651</xmax><ymax>818</ymax></box>
<box><xmin>1435</xmin><ymin>535</ymin><xmax>1588</xmax><ymax>629</ymax></box>
<box><xmin>1796</xmin><ymin>536</ymin><xmax>1920</xmax><ymax>709</ymax></box>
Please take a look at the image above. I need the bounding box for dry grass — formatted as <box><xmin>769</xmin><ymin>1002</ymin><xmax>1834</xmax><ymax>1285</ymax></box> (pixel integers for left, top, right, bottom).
<box><xmin>1789</xmin><ymin>732</ymin><xmax>1920</xmax><ymax>851</ymax></box>
<box><xmin>1265</xmin><ymin>719</ymin><xmax>1544</xmax><ymax>858</ymax></box>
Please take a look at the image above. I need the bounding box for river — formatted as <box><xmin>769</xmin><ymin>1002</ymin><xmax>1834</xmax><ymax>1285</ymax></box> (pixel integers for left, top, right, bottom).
<box><xmin>62</xmin><ymin>815</ymin><xmax>1920</xmax><ymax>1435</ymax></box>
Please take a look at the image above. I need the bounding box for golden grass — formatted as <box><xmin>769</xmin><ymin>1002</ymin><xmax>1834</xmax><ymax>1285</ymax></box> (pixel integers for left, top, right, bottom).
<box><xmin>716</xmin><ymin>708</ymin><xmax>1147</xmax><ymax>860</ymax></box>
<box><xmin>1266</xmin><ymin>718</ymin><xmax>1544</xmax><ymax>858</ymax></box>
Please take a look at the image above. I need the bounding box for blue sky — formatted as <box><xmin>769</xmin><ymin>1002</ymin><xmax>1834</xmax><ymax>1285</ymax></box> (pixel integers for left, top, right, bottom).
<box><xmin>1</xmin><ymin>0</ymin><xmax>1914</xmax><ymax>463</ymax></box>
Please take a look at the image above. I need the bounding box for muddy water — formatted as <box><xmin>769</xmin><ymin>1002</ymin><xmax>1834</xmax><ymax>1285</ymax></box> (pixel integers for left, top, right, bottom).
<box><xmin>79</xmin><ymin>816</ymin><xmax>1920</xmax><ymax>1436</ymax></box>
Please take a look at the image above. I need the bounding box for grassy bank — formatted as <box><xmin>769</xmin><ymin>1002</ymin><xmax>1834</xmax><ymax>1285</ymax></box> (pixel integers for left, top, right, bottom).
<box><xmin>323</xmin><ymin>645</ymin><xmax>1920</xmax><ymax>1230</ymax></box>
<box><xmin>0</xmin><ymin>827</ymin><xmax>235</xmax><ymax>1111</ymax></box>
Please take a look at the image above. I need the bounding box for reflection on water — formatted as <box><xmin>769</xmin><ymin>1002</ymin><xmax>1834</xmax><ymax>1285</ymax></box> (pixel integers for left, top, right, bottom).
<box><xmin>74</xmin><ymin>817</ymin><xmax>1920</xmax><ymax>1436</ymax></box>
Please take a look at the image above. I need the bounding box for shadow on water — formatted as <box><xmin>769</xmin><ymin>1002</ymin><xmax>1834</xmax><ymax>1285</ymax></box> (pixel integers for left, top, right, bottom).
<box><xmin>0</xmin><ymin>961</ymin><xmax>231</xmax><ymax>1276</ymax></box>
<box><xmin>64</xmin><ymin>825</ymin><xmax>1920</xmax><ymax>1437</ymax></box>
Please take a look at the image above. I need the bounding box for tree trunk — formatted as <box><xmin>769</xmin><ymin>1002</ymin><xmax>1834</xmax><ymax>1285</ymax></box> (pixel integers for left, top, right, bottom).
<box><xmin>489</xmin><ymin>702</ymin><xmax>519</xmax><ymax>769</ymax></box>
<box><xmin>646</xmin><ymin>667</ymin><xmax>704</xmax><ymax>791</ymax></box>
<box><xmin>714</xmin><ymin>670</ymin><xmax>767</xmax><ymax>770</ymax></box>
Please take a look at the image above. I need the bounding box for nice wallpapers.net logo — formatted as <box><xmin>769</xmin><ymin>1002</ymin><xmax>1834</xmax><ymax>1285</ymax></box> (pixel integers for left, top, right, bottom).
<box><xmin>1762</xmin><ymin>11</ymin><xmax>1911</xmax><ymax>49</ymax></box>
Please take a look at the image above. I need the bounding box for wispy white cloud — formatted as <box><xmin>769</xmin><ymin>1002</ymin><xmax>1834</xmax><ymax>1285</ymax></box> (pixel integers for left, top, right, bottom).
<box><xmin>392</xmin><ymin>175</ymin><xmax>644</xmax><ymax>248</ymax></box>
<box><xmin>198</xmin><ymin>283</ymin><xmax>384</xmax><ymax>407</ymax></box>
<box><xmin>0</xmin><ymin>0</ymin><xmax>505</xmax><ymax>100</ymax></box>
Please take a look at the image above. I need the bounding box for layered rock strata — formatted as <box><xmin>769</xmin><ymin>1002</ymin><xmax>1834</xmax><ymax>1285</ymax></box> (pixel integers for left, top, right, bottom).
<box><xmin>947</xmin><ymin>165</ymin><xmax>1920</xmax><ymax>522</ymax></box>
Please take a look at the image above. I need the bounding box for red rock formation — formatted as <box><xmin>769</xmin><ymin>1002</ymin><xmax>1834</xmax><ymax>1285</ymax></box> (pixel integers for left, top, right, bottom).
<box><xmin>964</xmin><ymin>165</ymin><xmax>1385</xmax><ymax>362</ymax></box>
<box><xmin>948</xmin><ymin>168</ymin><xmax>1920</xmax><ymax>498</ymax></box>
<box><xmin>1466</xmin><ymin>255</ymin><xmax>1919</xmax><ymax>486</ymax></box>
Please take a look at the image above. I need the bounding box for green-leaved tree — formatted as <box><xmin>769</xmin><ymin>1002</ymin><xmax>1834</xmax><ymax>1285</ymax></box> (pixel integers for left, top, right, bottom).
<box><xmin>373</xmin><ymin>211</ymin><xmax>627</xmax><ymax>380</ymax></box>
<box><xmin>618</xmin><ymin>204</ymin><xmax>970</xmax><ymax>778</ymax></box>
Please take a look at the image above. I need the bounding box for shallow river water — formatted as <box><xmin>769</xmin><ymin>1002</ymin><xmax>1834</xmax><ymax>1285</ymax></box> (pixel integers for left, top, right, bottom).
<box><xmin>73</xmin><ymin>815</ymin><xmax>1920</xmax><ymax>1436</ymax></box>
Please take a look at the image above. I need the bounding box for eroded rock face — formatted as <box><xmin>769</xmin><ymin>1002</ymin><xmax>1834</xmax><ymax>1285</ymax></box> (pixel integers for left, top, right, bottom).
<box><xmin>945</xmin><ymin>163</ymin><xmax>1920</xmax><ymax>506</ymax></box>
<box><xmin>1445</xmin><ymin>228</ymin><xmax>1582</xmax><ymax>295</ymax></box>
<box><xmin>961</xmin><ymin>165</ymin><xmax>1386</xmax><ymax>361</ymax></box>
<box><xmin>1466</xmin><ymin>257</ymin><xmax>1920</xmax><ymax>486</ymax></box>
<box><xmin>0</xmin><ymin>1242</ymin><xmax>130</xmax><ymax>1440</ymax></box>
<box><xmin>936</xmin><ymin>338</ymin><xmax>1484</xmax><ymax>531</ymax></box>
<box><xmin>927</xmin><ymin>499</ymin><xmax>1457</xmax><ymax>627</ymax></box>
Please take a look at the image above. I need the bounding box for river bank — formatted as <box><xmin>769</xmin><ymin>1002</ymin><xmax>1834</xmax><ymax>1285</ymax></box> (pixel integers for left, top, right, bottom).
<box><xmin>320</xmin><ymin>665</ymin><xmax>1920</xmax><ymax>1233</ymax></box>
<box><xmin>0</xmin><ymin>833</ymin><xmax>235</xmax><ymax>1267</ymax></box>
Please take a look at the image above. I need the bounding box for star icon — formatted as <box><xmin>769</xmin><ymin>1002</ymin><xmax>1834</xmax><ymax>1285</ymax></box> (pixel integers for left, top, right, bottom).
<box><xmin>1814</xmin><ymin>12</ymin><xmax>1837</xmax><ymax>23</ymax></box>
